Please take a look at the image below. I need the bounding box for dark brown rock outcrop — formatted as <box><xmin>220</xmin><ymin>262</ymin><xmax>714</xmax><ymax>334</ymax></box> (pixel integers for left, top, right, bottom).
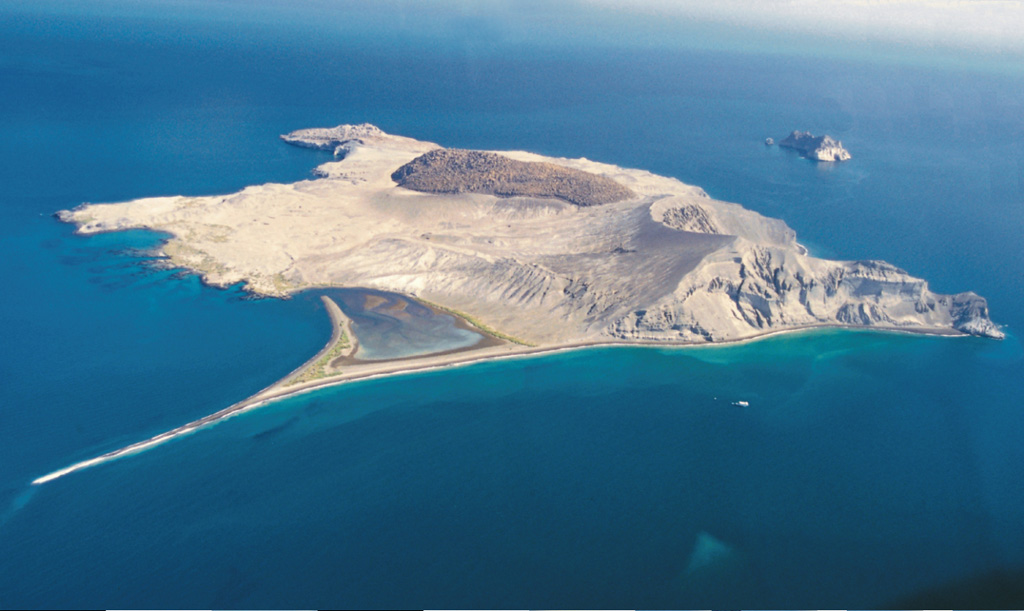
<box><xmin>391</xmin><ymin>148</ymin><xmax>635</xmax><ymax>207</ymax></box>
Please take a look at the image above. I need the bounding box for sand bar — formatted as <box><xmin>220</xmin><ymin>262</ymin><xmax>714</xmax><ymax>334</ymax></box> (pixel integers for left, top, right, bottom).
<box><xmin>31</xmin><ymin>309</ymin><xmax>965</xmax><ymax>487</ymax></box>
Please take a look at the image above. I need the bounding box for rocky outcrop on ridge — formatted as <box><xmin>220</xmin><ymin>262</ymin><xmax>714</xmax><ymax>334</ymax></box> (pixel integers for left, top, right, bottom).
<box><xmin>279</xmin><ymin>123</ymin><xmax>390</xmax><ymax>155</ymax></box>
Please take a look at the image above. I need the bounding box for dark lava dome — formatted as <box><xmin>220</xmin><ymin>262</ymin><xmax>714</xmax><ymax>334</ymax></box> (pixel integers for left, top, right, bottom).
<box><xmin>391</xmin><ymin>148</ymin><xmax>635</xmax><ymax>207</ymax></box>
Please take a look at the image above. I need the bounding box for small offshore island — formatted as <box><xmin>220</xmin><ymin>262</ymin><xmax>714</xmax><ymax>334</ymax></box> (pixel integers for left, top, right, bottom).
<box><xmin>42</xmin><ymin>123</ymin><xmax>1002</xmax><ymax>483</ymax></box>
<box><xmin>778</xmin><ymin>130</ymin><xmax>852</xmax><ymax>162</ymax></box>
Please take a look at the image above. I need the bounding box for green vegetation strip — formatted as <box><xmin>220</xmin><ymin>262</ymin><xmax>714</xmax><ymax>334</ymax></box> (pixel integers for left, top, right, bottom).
<box><xmin>284</xmin><ymin>328</ymin><xmax>351</xmax><ymax>386</ymax></box>
<box><xmin>413</xmin><ymin>298</ymin><xmax>535</xmax><ymax>346</ymax></box>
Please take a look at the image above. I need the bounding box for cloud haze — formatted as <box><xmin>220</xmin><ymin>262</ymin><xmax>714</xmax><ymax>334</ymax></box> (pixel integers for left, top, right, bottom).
<box><xmin>582</xmin><ymin>0</ymin><xmax>1024</xmax><ymax>53</ymax></box>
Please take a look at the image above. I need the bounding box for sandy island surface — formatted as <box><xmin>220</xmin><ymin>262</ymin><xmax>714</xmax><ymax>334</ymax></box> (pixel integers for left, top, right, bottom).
<box><xmin>59</xmin><ymin>123</ymin><xmax>1002</xmax><ymax>345</ymax></box>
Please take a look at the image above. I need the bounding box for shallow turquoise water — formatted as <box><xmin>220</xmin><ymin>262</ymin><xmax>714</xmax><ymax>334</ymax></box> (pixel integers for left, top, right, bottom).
<box><xmin>1</xmin><ymin>2</ymin><xmax>1023</xmax><ymax>607</ymax></box>
<box><xmin>327</xmin><ymin>288</ymin><xmax>483</xmax><ymax>360</ymax></box>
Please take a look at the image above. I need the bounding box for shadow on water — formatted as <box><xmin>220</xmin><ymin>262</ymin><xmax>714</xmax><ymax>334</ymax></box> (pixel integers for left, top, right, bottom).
<box><xmin>893</xmin><ymin>567</ymin><xmax>1024</xmax><ymax>608</ymax></box>
<box><xmin>249</xmin><ymin>416</ymin><xmax>300</xmax><ymax>443</ymax></box>
<box><xmin>0</xmin><ymin>487</ymin><xmax>38</xmax><ymax>530</ymax></box>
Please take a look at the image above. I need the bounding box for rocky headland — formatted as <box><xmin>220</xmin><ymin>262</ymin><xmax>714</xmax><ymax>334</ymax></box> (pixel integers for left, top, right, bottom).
<box><xmin>58</xmin><ymin>123</ymin><xmax>1001</xmax><ymax>344</ymax></box>
<box><xmin>779</xmin><ymin>130</ymin><xmax>852</xmax><ymax>162</ymax></box>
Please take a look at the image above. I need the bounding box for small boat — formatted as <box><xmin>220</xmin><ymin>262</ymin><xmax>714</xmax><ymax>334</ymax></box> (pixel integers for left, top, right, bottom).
<box><xmin>732</xmin><ymin>400</ymin><xmax>749</xmax><ymax>407</ymax></box>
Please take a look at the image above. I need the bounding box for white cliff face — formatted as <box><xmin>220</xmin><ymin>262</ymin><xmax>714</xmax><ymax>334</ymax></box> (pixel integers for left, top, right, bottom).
<box><xmin>810</xmin><ymin>135</ymin><xmax>853</xmax><ymax>162</ymax></box>
<box><xmin>58</xmin><ymin>124</ymin><xmax>1001</xmax><ymax>343</ymax></box>
<box><xmin>608</xmin><ymin>238</ymin><xmax>1002</xmax><ymax>341</ymax></box>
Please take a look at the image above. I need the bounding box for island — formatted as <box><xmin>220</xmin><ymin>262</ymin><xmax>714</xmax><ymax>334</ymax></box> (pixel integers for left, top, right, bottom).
<box><xmin>59</xmin><ymin>123</ymin><xmax>997</xmax><ymax>343</ymax></box>
<box><xmin>40</xmin><ymin>123</ymin><xmax>1002</xmax><ymax>484</ymax></box>
<box><xmin>778</xmin><ymin>130</ymin><xmax>852</xmax><ymax>161</ymax></box>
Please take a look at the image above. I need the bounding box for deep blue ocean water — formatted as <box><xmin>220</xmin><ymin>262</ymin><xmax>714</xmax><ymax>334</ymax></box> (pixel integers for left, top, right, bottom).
<box><xmin>1</xmin><ymin>2</ymin><xmax>1023</xmax><ymax>607</ymax></box>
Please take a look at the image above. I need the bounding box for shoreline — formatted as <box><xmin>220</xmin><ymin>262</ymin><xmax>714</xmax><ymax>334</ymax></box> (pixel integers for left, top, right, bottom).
<box><xmin>278</xmin><ymin>295</ymin><xmax>356</xmax><ymax>385</ymax></box>
<box><xmin>30</xmin><ymin>309</ymin><xmax>970</xmax><ymax>487</ymax></box>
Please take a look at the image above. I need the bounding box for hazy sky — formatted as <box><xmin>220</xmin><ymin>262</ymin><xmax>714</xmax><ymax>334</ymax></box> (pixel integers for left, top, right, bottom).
<box><xmin>6</xmin><ymin>0</ymin><xmax>1024</xmax><ymax>60</ymax></box>
<box><xmin>585</xmin><ymin>0</ymin><xmax>1024</xmax><ymax>53</ymax></box>
<box><xmin>358</xmin><ymin>0</ymin><xmax>1024</xmax><ymax>55</ymax></box>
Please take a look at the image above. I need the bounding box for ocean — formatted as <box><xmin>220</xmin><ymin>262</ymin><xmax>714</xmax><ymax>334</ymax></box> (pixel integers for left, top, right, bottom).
<box><xmin>1</xmin><ymin>2</ymin><xmax>1023</xmax><ymax>607</ymax></box>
